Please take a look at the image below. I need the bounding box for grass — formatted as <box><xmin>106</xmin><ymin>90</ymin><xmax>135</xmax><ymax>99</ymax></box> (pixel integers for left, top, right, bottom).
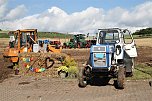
<box><xmin>135</xmin><ymin>64</ymin><xmax>152</xmax><ymax>76</ymax></box>
<box><xmin>38</xmin><ymin>32</ymin><xmax>73</xmax><ymax>38</ymax></box>
<box><xmin>0</xmin><ymin>30</ymin><xmax>73</xmax><ymax>38</ymax></box>
<box><xmin>128</xmin><ymin>69</ymin><xmax>151</xmax><ymax>80</ymax></box>
<box><xmin>135</xmin><ymin>38</ymin><xmax>152</xmax><ymax>47</ymax></box>
<box><xmin>133</xmin><ymin>34</ymin><xmax>152</xmax><ymax>39</ymax></box>
<box><xmin>0</xmin><ymin>31</ymin><xmax>9</xmax><ymax>38</ymax></box>
<box><xmin>127</xmin><ymin>64</ymin><xmax>152</xmax><ymax>80</ymax></box>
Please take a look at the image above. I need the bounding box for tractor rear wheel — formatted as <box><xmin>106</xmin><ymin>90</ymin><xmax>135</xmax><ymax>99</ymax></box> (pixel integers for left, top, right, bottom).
<box><xmin>117</xmin><ymin>66</ymin><xmax>125</xmax><ymax>89</ymax></box>
<box><xmin>78</xmin><ymin>68</ymin><xmax>87</xmax><ymax>88</ymax></box>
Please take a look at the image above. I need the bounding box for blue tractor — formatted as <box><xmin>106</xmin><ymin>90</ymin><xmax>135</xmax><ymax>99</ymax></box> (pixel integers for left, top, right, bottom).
<box><xmin>78</xmin><ymin>28</ymin><xmax>137</xmax><ymax>89</ymax></box>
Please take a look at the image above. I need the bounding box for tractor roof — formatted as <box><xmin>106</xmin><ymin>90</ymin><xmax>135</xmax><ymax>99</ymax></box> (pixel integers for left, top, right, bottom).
<box><xmin>98</xmin><ymin>28</ymin><xmax>128</xmax><ymax>33</ymax></box>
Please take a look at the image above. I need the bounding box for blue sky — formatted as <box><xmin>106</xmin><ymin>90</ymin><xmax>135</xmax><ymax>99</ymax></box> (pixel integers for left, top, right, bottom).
<box><xmin>8</xmin><ymin>0</ymin><xmax>147</xmax><ymax>15</ymax></box>
<box><xmin>0</xmin><ymin>0</ymin><xmax>152</xmax><ymax>33</ymax></box>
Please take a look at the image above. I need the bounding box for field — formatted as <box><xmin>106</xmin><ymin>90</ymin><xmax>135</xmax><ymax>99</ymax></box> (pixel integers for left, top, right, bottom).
<box><xmin>0</xmin><ymin>38</ymin><xmax>152</xmax><ymax>101</ymax></box>
<box><xmin>135</xmin><ymin>38</ymin><xmax>152</xmax><ymax>47</ymax></box>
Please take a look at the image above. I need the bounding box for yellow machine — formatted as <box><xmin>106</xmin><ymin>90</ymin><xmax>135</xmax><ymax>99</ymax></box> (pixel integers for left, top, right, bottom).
<box><xmin>3</xmin><ymin>29</ymin><xmax>62</xmax><ymax>64</ymax></box>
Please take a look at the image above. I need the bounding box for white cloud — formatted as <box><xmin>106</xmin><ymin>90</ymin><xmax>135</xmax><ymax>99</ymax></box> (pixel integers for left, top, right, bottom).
<box><xmin>0</xmin><ymin>0</ymin><xmax>27</xmax><ymax>21</ymax></box>
<box><xmin>0</xmin><ymin>1</ymin><xmax>152</xmax><ymax>33</ymax></box>
<box><xmin>119</xmin><ymin>1</ymin><xmax>152</xmax><ymax>27</ymax></box>
<box><xmin>0</xmin><ymin>0</ymin><xmax>7</xmax><ymax>18</ymax></box>
<box><xmin>5</xmin><ymin>5</ymin><xmax>27</xmax><ymax>20</ymax></box>
<box><xmin>0</xmin><ymin>0</ymin><xmax>7</xmax><ymax>6</ymax></box>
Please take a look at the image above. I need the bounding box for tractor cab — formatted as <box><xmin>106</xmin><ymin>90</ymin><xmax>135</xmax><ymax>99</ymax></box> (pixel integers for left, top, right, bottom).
<box><xmin>97</xmin><ymin>29</ymin><xmax>120</xmax><ymax>45</ymax></box>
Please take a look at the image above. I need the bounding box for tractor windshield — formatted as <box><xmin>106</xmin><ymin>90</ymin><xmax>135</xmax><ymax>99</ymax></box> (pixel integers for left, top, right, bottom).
<box><xmin>98</xmin><ymin>30</ymin><xmax>119</xmax><ymax>44</ymax></box>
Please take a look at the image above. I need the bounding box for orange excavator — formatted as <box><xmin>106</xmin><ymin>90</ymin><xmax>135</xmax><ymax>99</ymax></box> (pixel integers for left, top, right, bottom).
<box><xmin>3</xmin><ymin>29</ymin><xmax>62</xmax><ymax>64</ymax></box>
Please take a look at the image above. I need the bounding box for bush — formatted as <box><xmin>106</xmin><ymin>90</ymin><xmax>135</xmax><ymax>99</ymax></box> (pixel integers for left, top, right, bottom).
<box><xmin>57</xmin><ymin>66</ymin><xmax>68</xmax><ymax>73</ymax></box>
<box><xmin>68</xmin><ymin>66</ymin><xmax>78</xmax><ymax>78</ymax></box>
<box><xmin>62</xmin><ymin>56</ymin><xmax>77</xmax><ymax>67</ymax></box>
<box><xmin>57</xmin><ymin>56</ymin><xmax>78</xmax><ymax>78</ymax></box>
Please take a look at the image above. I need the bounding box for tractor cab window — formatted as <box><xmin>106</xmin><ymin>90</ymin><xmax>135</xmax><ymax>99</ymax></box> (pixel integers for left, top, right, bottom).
<box><xmin>99</xmin><ymin>31</ymin><xmax>119</xmax><ymax>44</ymax></box>
<box><xmin>123</xmin><ymin>30</ymin><xmax>133</xmax><ymax>44</ymax></box>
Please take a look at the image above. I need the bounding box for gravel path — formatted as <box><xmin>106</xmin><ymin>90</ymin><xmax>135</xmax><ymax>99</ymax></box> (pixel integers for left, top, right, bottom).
<box><xmin>0</xmin><ymin>76</ymin><xmax>152</xmax><ymax>101</ymax></box>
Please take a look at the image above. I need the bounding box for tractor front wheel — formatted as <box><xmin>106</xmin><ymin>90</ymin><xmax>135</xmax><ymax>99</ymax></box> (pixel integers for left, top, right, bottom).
<box><xmin>117</xmin><ymin>66</ymin><xmax>125</xmax><ymax>89</ymax></box>
<box><xmin>78</xmin><ymin>68</ymin><xmax>87</xmax><ymax>88</ymax></box>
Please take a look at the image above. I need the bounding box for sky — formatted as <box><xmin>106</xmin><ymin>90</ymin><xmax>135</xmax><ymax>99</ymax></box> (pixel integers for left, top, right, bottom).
<box><xmin>0</xmin><ymin>0</ymin><xmax>152</xmax><ymax>34</ymax></box>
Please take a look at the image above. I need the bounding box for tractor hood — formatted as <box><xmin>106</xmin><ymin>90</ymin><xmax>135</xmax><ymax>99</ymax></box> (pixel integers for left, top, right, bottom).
<box><xmin>90</xmin><ymin>45</ymin><xmax>114</xmax><ymax>69</ymax></box>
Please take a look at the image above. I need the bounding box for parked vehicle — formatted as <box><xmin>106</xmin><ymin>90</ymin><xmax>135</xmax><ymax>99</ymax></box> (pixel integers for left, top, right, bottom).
<box><xmin>3</xmin><ymin>29</ymin><xmax>62</xmax><ymax>64</ymax></box>
<box><xmin>63</xmin><ymin>34</ymin><xmax>96</xmax><ymax>48</ymax></box>
<box><xmin>78</xmin><ymin>28</ymin><xmax>137</xmax><ymax>89</ymax></box>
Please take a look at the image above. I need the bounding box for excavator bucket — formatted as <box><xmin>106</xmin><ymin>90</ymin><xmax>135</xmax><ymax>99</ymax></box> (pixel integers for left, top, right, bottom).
<box><xmin>47</xmin><ymin>44</ymin><xmax>62</xmax><ymax>53</ymax></box>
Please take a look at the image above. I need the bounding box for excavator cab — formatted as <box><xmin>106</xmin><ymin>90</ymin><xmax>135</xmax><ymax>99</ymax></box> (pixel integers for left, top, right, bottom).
<box><xmin>15</xmin><ymin>29</ymin><xmax>37</xmax><ymax>53</ymax></box>
<box><xmin>3</xmin><ymin>29</ymin><xmax>38</xmax><ymax>63</ymax></box>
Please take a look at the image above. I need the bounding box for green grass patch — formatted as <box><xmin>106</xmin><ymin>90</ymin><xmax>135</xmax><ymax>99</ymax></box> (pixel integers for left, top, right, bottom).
<box><xmin>127</xmin><ymin>64</ymin><xmax>152</xmax><ymax>80</ymax></box>
<box><xmin>38</xmin><ymin>32</ymin><xmax>73</xmax><ymax>38</ymax></box>
<box><xmin>0</xmin><ymin>31</ymin><xmax>9</xmax><ymax>38</ymax></box>
<box><xmin>132</xmin><ymin>34</ymin><xmax>152</xmax><ymax>39</ymax></box>
<box><xmin>0</xmin><ymin>33</ymin><xmax>9</xmax><ymax>38</ymax></box>
<box><xmin>127</xmin><ymin>69</ymin><xmax>151</xmax><ymax>80</ymax></box>
<box><xmin>0</xmin><ymin>31</ymin><xmax>73</xmax><ymax>38</ymax></box>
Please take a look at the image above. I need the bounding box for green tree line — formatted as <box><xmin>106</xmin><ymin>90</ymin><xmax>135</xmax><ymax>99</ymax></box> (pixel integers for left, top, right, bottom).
<box><xmin>38</xmin><ymin>32</ymin><xmax>73</xmax><ymax>38</ymax></box>
<box><xmin>133</xmin><ymin>28</ymin><xmax>152</xmax><ymax>36</ymax></box>
<box><xmin>0</xmin><ymin>30</ymin><xmax>73</xmax><ymax>38</ymax></box>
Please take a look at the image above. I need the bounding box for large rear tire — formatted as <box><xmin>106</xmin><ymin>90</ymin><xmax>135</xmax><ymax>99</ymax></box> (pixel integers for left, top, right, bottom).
<box><xmin>78</xmin><ymin>68</ymin><xmax>87</xmax><ymax>88</ymax></box>
<box><xmin>117</xmin><ymin>66</ymin><xmax>125</xmax><ymax>89</ymax></box>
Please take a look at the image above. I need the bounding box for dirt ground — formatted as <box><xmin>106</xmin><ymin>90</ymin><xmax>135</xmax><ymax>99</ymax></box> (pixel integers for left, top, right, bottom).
<box><xmin>0</xmin><ymin>53</ymin><xmax>13</xmax><ymax>83</ymax></box>
<box><xmin>0</xmin><ymin>76</ymin><xmax>152</xmax><ymax>101</ymax></box>
<box><xmin>0</xmin><ymin>38</ymin><xmax>152</xmax><ymax>101</ymax></box>
<box><xmin>136</xmin><ymin>46</ymin><xmax>152</xmax><ymax>63</ymax></box>
<box><xmin>62</xmin><ymin>46</ymin><xmax>152</xmax><ymax>64</ymax></box>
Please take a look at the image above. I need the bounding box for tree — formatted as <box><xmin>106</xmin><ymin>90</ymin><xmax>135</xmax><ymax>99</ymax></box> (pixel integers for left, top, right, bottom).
<box><xmin>133</xmin><ymin>28</ymin><xmax>152</xmax><ymax>36</ymax></box>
